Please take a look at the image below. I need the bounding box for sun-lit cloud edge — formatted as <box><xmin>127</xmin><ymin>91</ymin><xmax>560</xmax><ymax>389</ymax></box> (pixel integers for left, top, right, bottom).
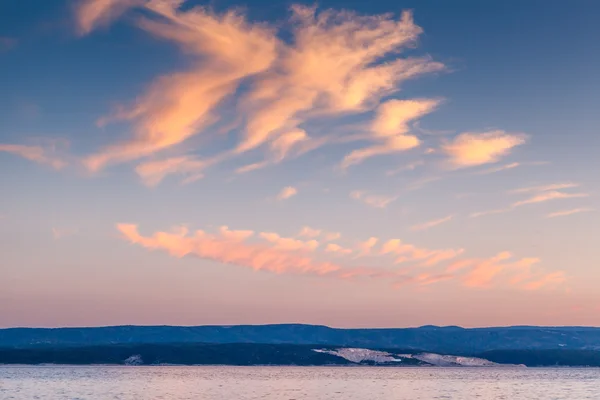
<box><xmin>117</xmin><ymin>223</ymin><xmax>565</xmax><ymax>291</ymax></box>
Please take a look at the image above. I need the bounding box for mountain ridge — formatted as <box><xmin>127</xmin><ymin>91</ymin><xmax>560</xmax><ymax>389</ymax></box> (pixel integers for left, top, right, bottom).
<box><xmin>3</xmin><ymin>324</ymin><xmax>600</xmax><ymax>353</ymax></box>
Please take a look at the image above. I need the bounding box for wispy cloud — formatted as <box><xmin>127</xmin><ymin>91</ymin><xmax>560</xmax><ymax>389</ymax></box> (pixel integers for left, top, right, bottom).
<box><xmin>509</xmin><ymin>182</ymin><xmax>579</xmax><ymax>194</ymax></box>
<box><xmin>471</xmin><ymin>183</ymin><xmax>589</xmax><ymax>218</ymax></box>
<box><xmin>83</xmin><ymin>1</ymin><xmax>278</xmax><ymax>171</ymax></box>
<box><xmin>298</xmin><ymin>226</ymin><xmax>341</xmax><ymax>241</ymax></box>
<box><xmin>117</xmin><ymin>222</ymin><xmax>563</xmax><ymax>291</ymax></box>
<box><xmin>118</xmin><ymin>223</ymin><xmax>339</xmax><ymax>275</ymax></box>
<box><xmin>135</xmin><ymin>156</ymin><xmax>209</xmax><ymax>187</ymax></box>
<box><xmin>75</xmin><ymin>0</ymin><xmax>145</xmax><ymax>35</ymax></box>
<box><xmin>512</xmin><ymin>191</ymin><xmax>589</xmax><ymax>207</ymax></box>
<box><xmin>259</xmin><ymin>232</ymin><xmax>319</xmax><ymax>251</ymax></box>
<box><xmin>325</xmin><ymin>243</ymin><xmax>353</xmax><ymax>255</ymax></box>
<box><xmin>546</xmin><ymin>208</ymin><xmax>594</xmax><ymax>218</ymax></box>
<box><xmin>76</xmin><ymin>2</ymin><xmax>446</xmax><ymax>176</ymax></box>
<box><xmin>411</xmin><ymin>214</ymin><xmax>454</xmax><ymax>231</ymax></box>
<box><xmin>276</xmin><ymin>186</ymin><xmax>298</xmax><ymax>201</ymax></box>
<box><xmin>0</xmin><ymin>143</ymin><xmax>68</xmax><ymax>170</ymax></box>
<box><xmin>441</xmin><ymin>130</ymin><xmax>527</xmax><ymax>168</ymax></box>
<box><xmin>341</xmin><ymin>99</ymin><xmax>441</xmax><ymax>169</ymax></box>
<box><xmin>386</xmin><ymin>160</ymin><xmax>424</xmax><ymax>176</ymax></box>
<box><xmin>475</xmin><ymin>161</ymin><xmax>548</xmax><ymax>175</ymax></box>
<box><xmin>350</xmin><ymin>190</ymin><xmax>398</xmax><ymax>209</ymax></box>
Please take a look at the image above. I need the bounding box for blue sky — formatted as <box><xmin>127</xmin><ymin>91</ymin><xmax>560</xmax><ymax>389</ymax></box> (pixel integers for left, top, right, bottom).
<box><xmin>1</xmin><ymin>0</ymin><xmax>599</xmax><ymax>328</ymax></box>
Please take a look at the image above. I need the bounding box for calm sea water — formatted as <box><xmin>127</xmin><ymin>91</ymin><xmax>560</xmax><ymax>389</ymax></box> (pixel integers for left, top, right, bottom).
<box><xmin>1</xmin><ymin>366</ymin><xmax>599</xmax><ymax>399</ymax></box>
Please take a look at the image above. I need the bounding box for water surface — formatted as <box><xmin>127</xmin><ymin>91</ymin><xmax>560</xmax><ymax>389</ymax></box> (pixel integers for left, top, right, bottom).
<box><xmin>1</xmin><ymin>366</ymin><xmax>599</xmax><ymax>399</ymax></box>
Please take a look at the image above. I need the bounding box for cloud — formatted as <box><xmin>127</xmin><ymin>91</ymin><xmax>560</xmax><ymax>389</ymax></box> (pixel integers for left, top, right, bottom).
<box><xmin>509</xmin><ymin>182</ymin><xmax>579</xmax><ymax>194</ymax></box>
<box><xmin>83</xmin><ymin>1</ymin><xmax>278</xmax><ymax>171</ymax></box>
<box><xmin>79</xmin><ymin>3</ymin><xmax>444</xmax><ymax>175</ymax></box>
<box><xmin>0</xmin><ymin>143</ymin><xmax>67</xmax><ymax>169</ymax></box>
<box><xmin>546</xmin><ymin>208</ymin><xmax>594</xmax><ymax>218</ymax></box>
<box><xmin>441</xmin><ymin>130</ymin><xmax>527</xmax><ymax>168</ymax></box>
<box><xmin>135</xmin><ymin>156</ymin><xmax>209</xmax><ymax>187</ymax></box>
<box><xmin>298</xmin><ymin>226</ymin><xmax>321</xmax><ymax>238</ymax></box>
<box><xmin>458</xmin><ymin>253</ymin><xmax>563</xmax><ymax>290</ymax></box>
<box><xmin>117</xmin><ymin>222</ymin><xmax>563</xmax><ymax>291</ymax></box>
<box><xmin>341</xmin><ymin>99</ymin><xmax>440</xmax><ymax>169</ymax></box>
<box><xmin>298</xmin><ymin>226</ymin><xmax>341</xmax><ymax>241</ymax></box>
<box><xmin>276</xmin><ymin>186</ymin><xmax>298</xmax><ymax>201</ymax></box>
<box><xmin>118</xmin><ymin>223</ymin><xmax>339</xmax><ymax>275</ymax></box>
<box><xmin>218</xmin><ymin>226</ymin><xmax>254</xmax><ymax>241</ymax></box>
<box><xmin>469</xmin><ymin>208</ymin><xmax>511</xmax><ymax>218</ymax></box>
<box><xmin>471</xmin><ymin>184</ymin><xmax>589</xmax><ymax>218</ymax></box>
<box><xmin>259</xmin><ymin>232</ymin><xmax>319</xmax><ymax>252</ymax></box>
<box><xmin>512</xmin><ymin>191</ymin><xmax>589</xmax><ymax>207</ymax></box>
<box><xmin>475</xmin><ymin>162</ymin><xmax>520</xmax><ymax>175</ymax></box>
<box><xmin>356</xmin><ymin>237</ymin><xmax>379</xmax><ymax>256</ymax></box>
<box><xmin>379</xmin><ymin>238</ymin><xmax>463</xmax><ymax>267</ymax></box>
<box><xmin>75</xmin><ymin>0</ymin><xmax>145</xmax><ymax>35</ymax></box>
<box><xmin>411</xmin><ymin>214</ymin><xmax>454</xmax><ymax>231</ymax></box>
<box><xmin>0</xmin><ymin>37</ymin><xmax>17</xmax><ymax>52</ymax></box>
<box><xmin>325</xmin><ymin>243</ymin><xmax>353</xmax><ymax>255</ymax></box>
<box><xmin>386</xmin><ymin>160</ymin><xmax>424</xmax><ymax>176</ymax></box>
<box><xmin>475</xmin><ymin>161</ymin><xmax>548</xmax><ymax>175</ymax></box>
<box><xmin>237</xmin><ymin>7</ymin><xmax>444</xmax><ymax>161</ymax></box>
<box><xmin>350</xmin><ymin>190</ymin><xmax>397</xmax><ymax>209</ymax></box>
<box><xmin>461</xmin><ymin>252</ymin><xmax>527</xmax><ymax>288</ymax></box>
<box><xmin>522</xmin><ymin>271</ymin><xmax>566</xmax><ymax>291</ymax></box>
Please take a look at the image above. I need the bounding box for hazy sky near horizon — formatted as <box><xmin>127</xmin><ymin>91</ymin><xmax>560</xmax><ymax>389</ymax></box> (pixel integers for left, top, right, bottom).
<box><xmin>1</xmin><ymin>0</ymin><xmax>599</xmax><ymax>328</ymax></box>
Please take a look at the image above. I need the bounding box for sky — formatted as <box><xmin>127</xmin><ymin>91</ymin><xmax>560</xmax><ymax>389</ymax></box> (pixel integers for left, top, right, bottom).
<box><xmin>1</xmin><ymin>0</ymin><xmax>599</xmax><ymax>329</ymax></box>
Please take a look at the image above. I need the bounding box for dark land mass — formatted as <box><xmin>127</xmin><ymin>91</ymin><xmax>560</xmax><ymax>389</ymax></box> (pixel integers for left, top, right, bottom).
<box><xmin>2</xmin><ymin>324</ymin><xmax>600</xmax><ymax>353</ymax></box>
<box><xmin>1</xmin><ymin>344</ymin><xmax>600</xmax><ymax>367</ymax></box>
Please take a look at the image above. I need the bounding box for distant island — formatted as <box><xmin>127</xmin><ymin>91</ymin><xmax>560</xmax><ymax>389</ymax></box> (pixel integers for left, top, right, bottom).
<box><xmin>2</xmin><ymin>324</ymin><xmax>600</xmax><ymax>367</ymax></box>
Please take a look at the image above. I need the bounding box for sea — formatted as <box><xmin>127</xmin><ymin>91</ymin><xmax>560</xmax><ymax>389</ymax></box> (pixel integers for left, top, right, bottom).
<box><xmin>1</xmin><ymin>366</ymin><xmax>599</xmax><ymax>399</ymax></box>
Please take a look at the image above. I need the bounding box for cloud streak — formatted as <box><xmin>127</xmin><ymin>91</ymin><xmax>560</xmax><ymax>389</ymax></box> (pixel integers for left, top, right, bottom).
<box><xmin>442</xmin><ymin>130</ymin><xmax>527</xmax><ymax>168</ymax></box>
<box><xmin>117</xmin><ymin>222</ymin><xmax>564</xmax><ymax>291</ymax></box>
<box><xmin>546</xmin><ymin>208</ymin><xmax>593</xmax><ymax>218</ymax></box>
<box><xmin>0</xmin><ymin>143</ymin><xmax>68</xmax><ymax>170</ymax></box>
<box><xmin>276</xmin><ymin>186</ymin><xmax>298</xmax><ymax>201</ymax></box>
<box><xmin>411</xmin><ymin>214</ymin><xmax>454</xmax><ymax>231</ymax></box>
<box><xmin>350</xmin><ymin>191</ymin><xmax>398</xmax><ymax>209</ymax></box>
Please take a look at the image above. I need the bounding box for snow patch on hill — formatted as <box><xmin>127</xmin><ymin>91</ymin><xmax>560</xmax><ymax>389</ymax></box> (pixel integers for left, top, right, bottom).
<box><xmin>410</xmin><ymin>353</ymin><xmax>499</xmax><ymax>367</ymax></box>
<box><xmin>314</xmin><ymin>348</ymin><xmax>515</xmax><ymax>367</ymax></box>
<box><xmin>314</xmin><ymin>348</ymin><xmax>403</xmax><ymax>363</ymax></box>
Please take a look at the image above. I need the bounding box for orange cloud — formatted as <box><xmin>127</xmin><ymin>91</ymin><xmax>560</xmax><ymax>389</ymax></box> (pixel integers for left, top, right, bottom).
<box><xmin>379</xmin><ymin>239</ymin><xmax>463</xmax><ymax>267</ymax></box>
<box><xmin>341</xmin><ymin>99</ymin><xmax>440</xmax><ymax>169</ymax></box>
<box><xmin>546</xmin><ymin>208</ymin><xmax>594</xmax><ymax>218</ymax></box>
<box><xmin>0</xmin><ymin>143</ymin><xmax>67</xmax><ymax>170</ymax></box>
<box><xmin>411</xmin><ymin>214</ymin><xmax>454</xmax><ymax>231</ymax></box>
<box><xmin>237</xmin><ymin>8</ymin><xmax>443</xmax><ymax>166</ymax></box>
<box><xmin>259</xmin><ymin>232</ymin><xmax>319</xmax><ymax>252</ymax></box>
<box><xmin>350</xmin><ymin>190</ymin><xmax>398</xmax><ymax>209</ymax></box>
<box><xmin>442</xmin><ymin>130</ymin><xmax>527</xmax><ymax>168</ymax></box>
<box><xmin>84</xmin><ymin>1</ymin><xmax>278</xmax><ymax>171</ymax></box>
<box><xmin>522</xmin><ymin>271</ymin><xmax>566</xmax><ymax>291</ymax></box>
<box><xmin>325</xmin><ymin>243</ymin><xmax>353</xmax><ymax>256</ymax></box>
<box><xmin>75</xmin><ymin>0</ymin><xmax>145</xmax><ymax>35</ymax></box>
<box><xmin>118</xmin><ymin>223</ymin><xmax>339</xmax><ymax>275</ymax></box>
<box><xmin>276</xmin><ymin>186</ymin><xmax>298</xmax><ymax>201</ymax></box>
<box><xmin>386</xmin><ymin>160</ymin><xmax>424</xmax><ymax>176</ymax></box>
<box><xmin>512</xmin><ymin>191</ymin><xmax>589</xmax><ymax>207</ymax></box>
<box><xmin>510</xmin><ymin>182</ymin><xmax>580</xmax><ymax>194</ymax></box>
<box><xmin>116</xmin><ymin>223</ymin><xmax>563</xmax><ymax>291</ymax></box>
<box><xmin>135</xmin><ymin>156</ymin><xmax>208</xmax><ymax>187</ymax></box>
<box><xmin>471</xmin><ymin>184</ymin><xmax>589</xmax><ymax>218</ymax></box>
